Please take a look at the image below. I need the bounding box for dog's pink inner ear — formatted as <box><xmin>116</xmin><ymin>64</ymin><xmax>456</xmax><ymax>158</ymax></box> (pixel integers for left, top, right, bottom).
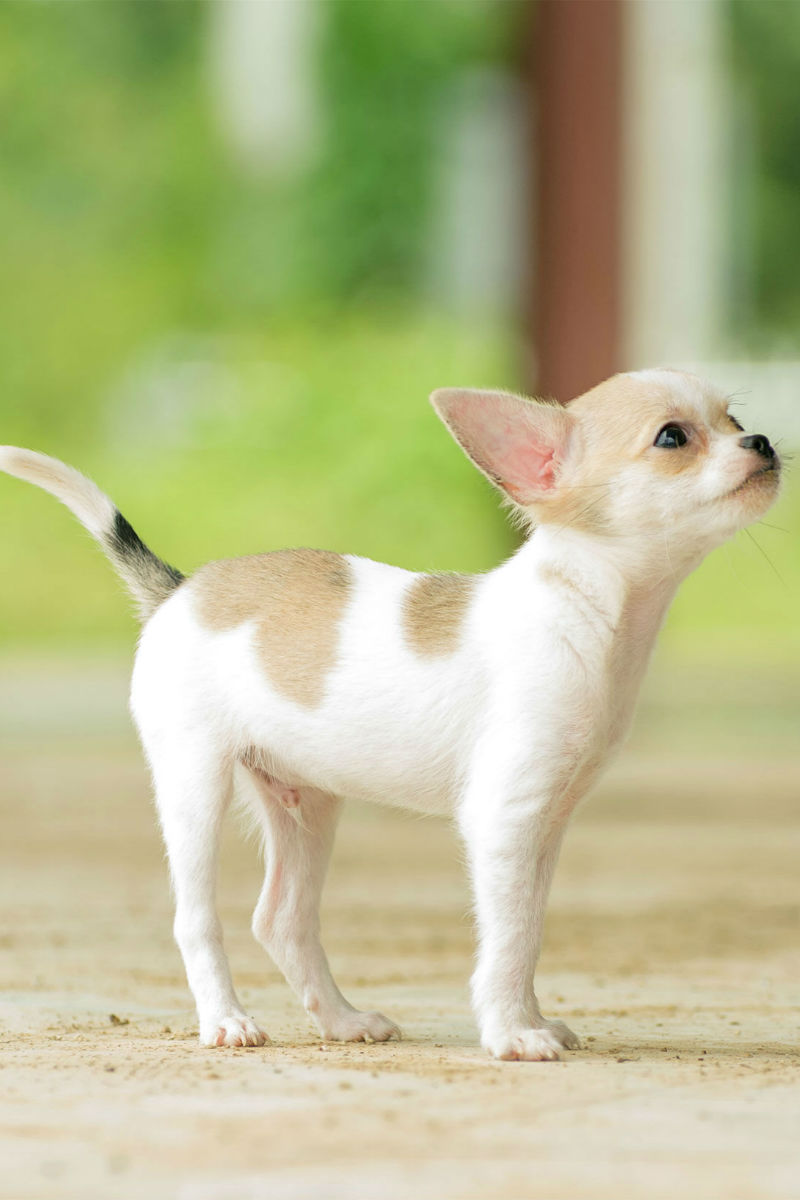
<box><xmin>502</xmin><ymin>438</ymin><xmax>558</xmax><ymax>497</ymax></box>
<box><xmin>431</xmin><ymin>389</ymin><xmax>571</xmax><ymax>504</ymax></box>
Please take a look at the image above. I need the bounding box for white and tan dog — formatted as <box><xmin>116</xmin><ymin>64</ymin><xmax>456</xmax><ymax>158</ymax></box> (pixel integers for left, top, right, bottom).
<box><xmin>0</xmin><ymin>369</ymin><xmax>780</xmax><ymax>1060</ymax></box>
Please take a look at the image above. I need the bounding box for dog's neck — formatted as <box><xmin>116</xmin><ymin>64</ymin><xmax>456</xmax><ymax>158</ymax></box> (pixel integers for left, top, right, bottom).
<box><xmin>508</xmin><ymin>522</ymin><xmax>704</xmax><ymax>659</ymax></box>
<box><xmin>533</xmin><ymin>520</ymin><xmax>700</xmax><ymax>594</ymax></box>
<box><xmin>498</xmin><ymin>524</ymin><xmax>696</xmax><ymax>749</ymax></box>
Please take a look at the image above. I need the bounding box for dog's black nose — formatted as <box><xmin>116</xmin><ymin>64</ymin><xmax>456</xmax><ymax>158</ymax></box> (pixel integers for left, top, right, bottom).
<box><xmin>739</xmin><ymin>433</ymin><xmax>774</xmax><ymax>460</ymax></box>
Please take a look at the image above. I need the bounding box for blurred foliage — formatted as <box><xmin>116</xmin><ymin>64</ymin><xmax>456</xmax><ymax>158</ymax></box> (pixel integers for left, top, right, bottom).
<box><xmin>213</xmin><ymin>0</ymin><xmax>520</xmax><ymax>310</ymax></box>
<box><xmin>0</xmin><ymin>0</ymin><xmax>797</xmax><ymax>663</ymax></box>
<box><xmin>0</xmin><ymin>0</ymin><xmax>516</xmax><ymax>437</ymax></box>
<box><xmin>306</xmin><ymin>0</ymin><xmax>517</xmax><ymax>300</ymax></box>
<box><xmin>728</xmin><ymin>0</ymin><xmax>800</xmax><ymax>343</ymax></box>
<box><xmin>0</xmin><ymin>2</ymin><xmax>214</xmax><ymax>442</ymax></box>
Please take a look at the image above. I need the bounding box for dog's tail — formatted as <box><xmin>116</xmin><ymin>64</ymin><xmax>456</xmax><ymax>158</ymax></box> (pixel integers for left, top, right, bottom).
<box><xmin>0</xmin><ymin>446</ymin><xmax>184</xmax><ymax>621</ymax></box>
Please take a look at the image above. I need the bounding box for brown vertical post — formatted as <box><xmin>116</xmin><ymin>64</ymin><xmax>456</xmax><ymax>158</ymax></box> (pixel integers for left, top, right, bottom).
<box><xmin>527</xmin><ymin>0</ymin><xmax>624</xmax><ymax>402</ymax></box>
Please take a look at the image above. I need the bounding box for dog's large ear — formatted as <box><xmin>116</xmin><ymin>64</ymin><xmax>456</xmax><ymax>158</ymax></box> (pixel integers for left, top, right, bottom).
<box><xmin>430</xmin><ymin>388</ymin><xmax>577</xmax><ymax>506</ymax></box>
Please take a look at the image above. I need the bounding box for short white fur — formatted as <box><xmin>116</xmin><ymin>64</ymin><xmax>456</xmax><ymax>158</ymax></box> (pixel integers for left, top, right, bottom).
<box><xmin>0</xmin><ymin>369</ymin><xmax>780</xmax><ymax>1060</ymax></box>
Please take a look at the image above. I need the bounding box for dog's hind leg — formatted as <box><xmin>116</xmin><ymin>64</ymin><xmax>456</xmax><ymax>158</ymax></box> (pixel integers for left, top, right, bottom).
<box><xmin>149</xmin><ymin>742</ymin><xmax>269</xmax><ymax>1048</ymax></box>
<box><xmin>248</xmin><ymin>775</ymin><xmax>400</xmax><ymax>1043</ymax></box>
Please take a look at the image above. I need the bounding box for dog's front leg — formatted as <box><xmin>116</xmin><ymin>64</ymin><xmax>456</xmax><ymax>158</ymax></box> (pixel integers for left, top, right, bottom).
<box><xmin>460</xmin><ymin>760</ymin><xmax>580</xmax><ymax>1061</ymax></box>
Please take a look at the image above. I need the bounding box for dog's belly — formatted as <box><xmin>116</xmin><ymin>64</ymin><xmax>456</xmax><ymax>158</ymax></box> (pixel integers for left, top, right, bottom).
<box><xmin>233</xmin><ymin>658</ymin><xmax>481</xmax><ymax>817</ymax></box>
<box><xmin>246</xmin><ymin>749</ymin><xmax>461</xmax><ymax>817</ymax></box>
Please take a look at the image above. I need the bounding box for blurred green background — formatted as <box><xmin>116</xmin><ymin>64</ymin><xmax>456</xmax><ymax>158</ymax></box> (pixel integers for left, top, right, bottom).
<box><xmin>0</xmin><ymin>0</ymin><xmax>797</xmax><ymax>665</ymax></box>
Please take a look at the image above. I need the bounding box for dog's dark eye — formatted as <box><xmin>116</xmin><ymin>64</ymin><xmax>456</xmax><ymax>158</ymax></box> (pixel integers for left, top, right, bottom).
<box><xmin>728</xmin><ymin>414</ymin><xmax>745</xmax><ymax>432</ymax></box>
<box><xmin>654</xmin><ymin>424</ymin><xmax>688</xmax><ymax>449</ymax></box>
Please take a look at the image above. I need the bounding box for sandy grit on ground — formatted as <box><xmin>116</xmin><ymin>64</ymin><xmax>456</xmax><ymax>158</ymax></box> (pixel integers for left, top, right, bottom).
<box><xmin>0</xmin><ymin>662</ymin><xmax>798</xmax><ymax>1200</ymax></box>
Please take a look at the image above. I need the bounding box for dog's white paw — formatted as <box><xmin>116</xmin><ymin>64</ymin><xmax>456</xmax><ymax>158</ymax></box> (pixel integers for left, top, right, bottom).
<box><xmin>483</xmin><ymin>1026</ymin><xmax>565</xmax><ymax>1062</ymax></box>
<box><xmin>200</xmin><ymin>1015</ymin><xmax>270</xmax><ymax>1048</ymax></box>
<box><xmin>317</xmin><ymin>1009</ymin><xmax>401</xmax><ymax>1043</ymax></box>
<box><xmin>543</xmin><ymin>1019</ymin><xmax>581</xmax><ymax>1050</ymax></box>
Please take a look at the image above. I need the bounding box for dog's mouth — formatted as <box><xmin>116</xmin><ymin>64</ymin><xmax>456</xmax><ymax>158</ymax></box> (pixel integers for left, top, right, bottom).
<box><xmin>727</xmin><ymin>461</ymin><xmax>780</xmax><ymax>498</ymax></box>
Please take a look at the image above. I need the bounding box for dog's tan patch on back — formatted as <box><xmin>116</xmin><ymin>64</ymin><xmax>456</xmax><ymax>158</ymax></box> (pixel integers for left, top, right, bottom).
<box><xmin>193</xmin><ymin>550</ymin><xmax>352</xmax><ymax>707</ymax></box>
<box><xmin>403</xmin><ymin>572</ymin><xmax>474</xmax><ymax>657</ymax></box>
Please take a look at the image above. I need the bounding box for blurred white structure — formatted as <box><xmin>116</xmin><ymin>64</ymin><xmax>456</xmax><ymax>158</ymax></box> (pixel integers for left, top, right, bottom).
<box><xmin>209</xmin><ymin>0</ymin><xmax>319</xmax><ymax>175</ymax></box>
<box><xmin>623</xmin><ymin>0</ymin><xmax>800</xmax><ymax>438</ymax></box>
<box><xmin>623</xmin><ymin>0</ymin><xmax>728</xmax><ymax>367</ymax></box>
<box><xmin>429</xmin><ymin>70</ymin><xmax>527</xmax><ymax>317</ymax></box>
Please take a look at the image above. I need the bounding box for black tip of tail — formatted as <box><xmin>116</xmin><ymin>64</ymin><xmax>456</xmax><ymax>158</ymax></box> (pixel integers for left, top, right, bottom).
<box><xmin>110</xmin><ymin>509</ymin><xmax>184</xmax><ymax>588</ymax></box>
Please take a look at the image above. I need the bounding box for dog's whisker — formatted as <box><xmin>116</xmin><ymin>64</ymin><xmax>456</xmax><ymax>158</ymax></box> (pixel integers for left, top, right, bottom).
<box><xmin>742</xmin><ymin>526</ymin><xmax>786</xmax><ymax>588</ymax></box>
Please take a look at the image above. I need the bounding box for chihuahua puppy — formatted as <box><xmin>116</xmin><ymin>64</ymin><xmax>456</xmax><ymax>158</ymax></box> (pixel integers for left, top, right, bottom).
<box><xmin>0</xmin><ymin>369</ymin><xmax>780</xmax><ymax>1060</ymax></box>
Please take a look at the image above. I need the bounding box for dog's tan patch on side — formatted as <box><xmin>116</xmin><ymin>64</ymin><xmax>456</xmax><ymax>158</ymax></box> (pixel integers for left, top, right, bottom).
<box><xmin>193</xmin><ymin>550</ymin><xmax>352</xmax><ymax>707</ymax></box>
<box><xmin>403</xmin><ymin>573</ymin><xmax>474</xmax><ymax>657</ymax></box>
